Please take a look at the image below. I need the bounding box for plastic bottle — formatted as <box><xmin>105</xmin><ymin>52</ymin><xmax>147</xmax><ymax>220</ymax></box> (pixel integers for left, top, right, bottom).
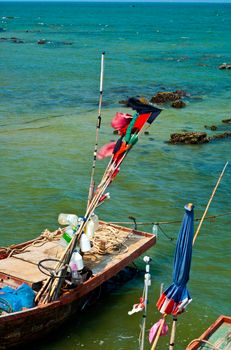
<box><xmin>70</xmin><ymin>263</ymin><xmax>79</xmax><ymax>286</ymax></box>
<box><xmin>152</xmin><ymin>224</ymin><xmax>158</xmax><ymax>236</ymax></box>
<box><xmin>91</xmin><ymin>213</ymin><xmax>99</xmax><ymax>231</ymax></box>
<box><xmin>80</xmin><ymin>233</ymin><xmax>91</xmax><ymax>253</ymax></box>
<box><xmin>85</xmin><ymin>219</ymin><xmax>94</xmax><ymax>239</ymax></box>
<box><xmin>70</xmin><ymin>249</ymin><xmax>84</xmax><ymax>271</ymax></box>
<box><xmin>58</xmin><ymin>213</ymin><xmax>78</xmax><ymax>226</ymax></box>
<box><xmin>85</xmin><ymin>213</ymin><xmax>99</xmax><ymax>239</ymax></box>
<box><xmin>59</xmin><ymin>226</ymin><xmax>75</xmax><ymax>247</ymax></box>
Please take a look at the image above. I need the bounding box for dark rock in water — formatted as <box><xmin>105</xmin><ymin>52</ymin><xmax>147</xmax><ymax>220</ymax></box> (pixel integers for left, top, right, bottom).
<box><xmin>37</xmin><ymin>39</ymin><xmax>47</xmax><ymax>45</ymax></box>
<box><xmin>174</xmin><ymin>89</ymin><xmax>188</xmax><ymax>97</ymax></box>
<box><xmin>11</xmin><ymin>37</ymin><xmax>24</xmax><ymax>43</ymax></box>
<box><xmin>63</xmin><ymin>41</ymin><xmax>73</xmax><ymax>45</ymax></box>
<box><xmin>190</xmin><ymin>95</ymin><xmax>204</xmax><ymax>101</ymax></box>
<box><xmin>204</xmin><ymin>125</ymin><xmax>217</xmax><ymax>131</ymax></box>
<box><xmin>197</xmin><ymin>63</ymin><xmax>209</xmax><ymax>67</ymax></box>
<box><xmin>222</xmin><ymin>118</ymin><xmax>231</xmax><ymax>124</ymax></box>
<box><xmin>219</xmin><ymin>63</ymin><xmax>231</xmax><ymax>70</ymax></box>
<box><xmin>171</xmin><ymin>100</ymin><xmax>186</xmax><ymax>108</ymax></box>
<box><xmin>211</xmin><ymin>132</ymin><xmax>231</xmax><ymax>140</ymax></box>
<box><xmin>0</xmin><ymin>28</ymin><xmax>5</xmax><ymax>33</ymax></box>
<box><xmin>1</xmin><ymin>37</ymin><xmax>24</xmax><ymax>43</ymax></box>
<box><xmin>150</xmin><ymin>91</ymin><xmax>181</xmax><ymax>104</ymax></box>
<box><xmin>118</xmin><ymin>99</ymin><xmax>128</xmax><ymax>105</ymax></box>
<box><xmin>168</xmin><ymin>132</ymin><xmax>209</xmax><ymax>144</ymax></box>
<box><xmin>144</xmin><ymin>131</ymin><xmax>150</xmax><ymax>135</ymax></box>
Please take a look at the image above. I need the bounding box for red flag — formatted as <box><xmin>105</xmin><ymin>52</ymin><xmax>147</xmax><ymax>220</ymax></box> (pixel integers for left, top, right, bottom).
<box><xmin>111</xmin><ymin>112</ymin><xmax>132</xmax><ymax>131</ymax></box>
<box><xmin>97</xmin><ymin>141</ymin><xmax>116</xmax><ymax>160</ymax></box>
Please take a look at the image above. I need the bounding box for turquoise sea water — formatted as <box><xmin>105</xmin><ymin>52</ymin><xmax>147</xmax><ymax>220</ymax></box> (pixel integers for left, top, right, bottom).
<box><xmin>0</xmin><ymin>2</ymin><xmax>230</xmax><ymax>349</ymax></box>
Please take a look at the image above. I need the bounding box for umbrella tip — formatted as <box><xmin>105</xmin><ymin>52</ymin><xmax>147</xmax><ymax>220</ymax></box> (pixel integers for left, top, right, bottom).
<box><xmin>186</xmin><ymin>203</ymin><xmax>194</xmax><ymax>211</ymax></box>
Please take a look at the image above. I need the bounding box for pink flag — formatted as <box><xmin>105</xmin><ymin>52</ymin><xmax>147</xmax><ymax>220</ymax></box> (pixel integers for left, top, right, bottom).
<box><xmin>149</xmin><ymin>319</ymin><xmax>168</xmax><ymax>343</ymax></box>
<box><xmin>111</xmin><ymin>112</ymin><xmax>132</xmax><ymax>131</ymax></box>
<box><xmin>97</xmin><ymin>141</ymin><xmax>116</xmax><ymax>160</ymax></box>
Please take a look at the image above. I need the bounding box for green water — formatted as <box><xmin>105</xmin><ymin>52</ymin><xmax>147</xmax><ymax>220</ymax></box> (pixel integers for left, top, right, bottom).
<box><xmin>0</xmin><ymin>2</ymin><xmax>230</xmax><ymax>349</ymax></box>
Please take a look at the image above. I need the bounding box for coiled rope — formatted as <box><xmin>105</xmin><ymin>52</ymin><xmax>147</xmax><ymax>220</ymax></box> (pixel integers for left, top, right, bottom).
<box><xmin>88</xmin><ymin>224</ymin><xmax>132</xmax><ymax>255</ymax></box>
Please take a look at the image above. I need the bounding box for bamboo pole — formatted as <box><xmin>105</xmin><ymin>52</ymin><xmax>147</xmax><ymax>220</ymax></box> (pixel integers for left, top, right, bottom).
<box><xmin>87</xmin><ymin>52</ymin><xmax>105</xmax><ymax>208</ymax></box>
<box><xmin>140</xmin><ymin>256</ymin><xmax>151</xmax><ymax>350</ymax></box>
<box><xmin>169</xmin><ymin>317</ymin><xmax>177</xmax><ymax>350</ymax></box>
<box><xmin>150</xmin><ymin>315</ymin><xmax>167</xmax><ymax>350</ymax></box>
<box><xmin>193</xmin><ymin>161</ymin><xmax>229</xmax><ymax>245</ymax></box>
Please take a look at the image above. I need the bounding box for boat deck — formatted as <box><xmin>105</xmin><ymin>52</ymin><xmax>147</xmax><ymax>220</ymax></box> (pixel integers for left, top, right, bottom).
<box><xmin>0</xmin><ymin>222</ymin><xmax>155</xmax><ymax>291</ymax></box>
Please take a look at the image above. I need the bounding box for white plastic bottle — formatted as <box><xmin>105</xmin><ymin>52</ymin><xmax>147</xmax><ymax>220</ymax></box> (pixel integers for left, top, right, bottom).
<box><xmin>58</xmin><ymin>213</ymin><xmax>78</xmax><ymax>226</ymax></box>
<box><xmin>85</xmin><ymin>214</ymin><xmax>99</xmax><ymax>239</ymax></box>
<box><xmin>70</xmin><ymin>263</ymin><xmax>79</xmax><ymax>286</ymax></box>
<box><xmin>80</xmin><ymin>233</ymin><xmax>91</xmax><ymax>253</ymax></box>
<box><xmin>70</xmin><ymin>250</ymin><xmax>84</xmax><ymax>271</ymax></box>
<box><xmin>59</xmin><ymin>226</ymin><xmax>75</xmax><ymax>247</ymax></box>
<box><xmin>85</xmin><ymin>219</ymin><xmax>94</xmax><ymax>239</ymax></box>
<box><xmin>152</xmin><ymin>224</ymin><xmax>158</xmax><ymax>236</ymax></box>
<box><xmin>91</xmin><ymin>213</ymin><xmax>99</xmax><ymax>231</ymax></box>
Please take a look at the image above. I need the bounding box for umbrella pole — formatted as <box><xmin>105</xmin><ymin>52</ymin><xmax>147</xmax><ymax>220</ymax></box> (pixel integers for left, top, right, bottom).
<box><xmin>193</xmin><ymin>161</ymin><xmax>229</xmax><ymax>245</ymax></box>
<box><xmin>169</xmin><ymin>317</ymin><xmax>177</xmax><ymax>350</ymax></box>
<box><xmin>150</xmin><ymin>314</ymin><xmax>167</xmax><ymax>350</ymax></box>
<box><xmin>140</xmin><ymin>256</ymin><xmax>152</xmax><ymax>350</ymax></box>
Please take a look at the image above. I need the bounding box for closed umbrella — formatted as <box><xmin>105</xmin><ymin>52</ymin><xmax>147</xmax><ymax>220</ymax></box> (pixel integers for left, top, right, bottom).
<box><xmin>151</xmin><ymin>203</ymin><xmax>194</xmax><ymax>350</ymax></box>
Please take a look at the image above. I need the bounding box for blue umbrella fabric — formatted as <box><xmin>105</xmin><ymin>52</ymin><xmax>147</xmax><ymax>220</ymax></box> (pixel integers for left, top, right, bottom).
<box><xmin>156</xmin><ymin>203</ymin><xmax>194</xmax><ymax>316</ymax></box>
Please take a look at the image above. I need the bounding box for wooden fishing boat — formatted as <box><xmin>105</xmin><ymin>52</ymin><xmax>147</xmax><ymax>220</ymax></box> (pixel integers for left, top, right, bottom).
<box><xmin>186</xmin><ymin>315</ymin><xmax>231</xmax><ymax>349</ymax></box>
<box><xmin>0</xmin><ymin>221</ymin><xmax>156</xmax><ymax>349</ymax></box>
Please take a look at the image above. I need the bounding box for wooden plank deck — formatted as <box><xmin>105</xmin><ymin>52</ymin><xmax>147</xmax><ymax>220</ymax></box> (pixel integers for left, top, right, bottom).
<box><xmin>0</xmin><ymin>223</ymin><xmax>155</xmax><ymax>288</ymax></box>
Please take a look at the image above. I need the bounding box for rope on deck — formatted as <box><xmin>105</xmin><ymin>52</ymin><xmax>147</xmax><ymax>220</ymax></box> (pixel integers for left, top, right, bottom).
<box><xmin>87</xmin><ymin>224</ymin><xmax>130</xmax><ymax>256</ymax></box>
<box><xmin>0</xmin><ymin>229</ymin><xmax>62</xmax><ymax>258</ymax></box>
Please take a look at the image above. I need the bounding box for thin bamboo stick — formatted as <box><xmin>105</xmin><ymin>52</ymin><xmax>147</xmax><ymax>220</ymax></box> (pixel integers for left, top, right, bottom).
<box><xmin>193</xmin><ymin>161</ymin><xmax>229</xmax><ymax>245</ymax></box>
<box><xmin>169</xmin><ymin>317</ymin><xmax>177</xmax><ymax>350</ymax></box>
<box><xmin>87</xmin><ymin>52</ymin><xmax>105</xmax><ymax>208</ymax></box>
<box><xmin>150</xmin><ymin>315</ymin><xmax>167</xmax><ymax>350</ymax></box>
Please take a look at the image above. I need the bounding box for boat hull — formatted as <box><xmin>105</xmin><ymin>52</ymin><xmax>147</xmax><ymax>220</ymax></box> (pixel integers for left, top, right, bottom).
<box><xmin>0</xmin><ymin>223</ymin><xmax>156</xmax><ymax>348</ymax></box>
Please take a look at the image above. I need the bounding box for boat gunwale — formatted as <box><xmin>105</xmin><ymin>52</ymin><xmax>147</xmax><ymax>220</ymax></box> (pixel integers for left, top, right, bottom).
<box><xmin>186</xmin><ymin>315</ymin><xmax>231</xmax><ymax>350</ymax></box>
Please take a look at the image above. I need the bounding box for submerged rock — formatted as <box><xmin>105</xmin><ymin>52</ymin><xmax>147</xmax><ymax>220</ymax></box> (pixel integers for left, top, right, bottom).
<box><xmin>211</xmin><ymin>132</ymin><xmax>231</xmax><ymax>140</ymax></box>
<box><xmin>222</xmin><ymin>118</ymin><xmax>231</xmax><ymax>124</ymax></box>
<box><xmin>0</xmin><ymin>37</ymin><xmax>24</xmax><ymax>43</ymax></box>
<box><xmin>219</xmin><ymin>63</ymin><xmax>231</xmax><ymax>70</ymax></box>
<box><xmin>150</xmin><ymin>91</ymin><xmax>181</xmax><ymax>104</ymax></box>
<box><xmin>37</xmin><ymin>39</ymin><xmax>47</xmax><ymax>45</ymax></box>
<box><xmin>168</xmin><ymin>132</ymin><xmax>209</xmax><ymax>144</ymax></box>
<box><xmin>118</xmin><ymin>99</ymin><xmax>128</xmax><ymax>105</ymax></box>
<box><xmin>11</xmin><ymin>37</ymin><xmax>24</xmax><ymax>43</ymax></box>
<box><xmin>204</xmin><ymin>125</ymin><xmax>217</xmax><ymax>131</ymax></box>
<box><xmin>171</xmin><ymin>100</ymin><xmax>186</xmax><ymax>108</ymax></box>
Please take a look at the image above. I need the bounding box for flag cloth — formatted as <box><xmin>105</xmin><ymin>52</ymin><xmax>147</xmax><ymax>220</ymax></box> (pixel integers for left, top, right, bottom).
<box><xmin>128</xmin><ymin>297</ymin><xmax>145</xmax><ymax>315</ymax></box>
<box><xmin>149</xmin><ymin>319</ymin><xmax>168</xmax><ymax>343</ymax></box>
<box><xmin>156</xmin><ymin>204</ymin><xmax>194</xmax><ymax>316</ymax></box>
<box><xmin>97</xmin><ymin>141</ymin><xmax>116</xmax><ymax>159</ymax></box>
